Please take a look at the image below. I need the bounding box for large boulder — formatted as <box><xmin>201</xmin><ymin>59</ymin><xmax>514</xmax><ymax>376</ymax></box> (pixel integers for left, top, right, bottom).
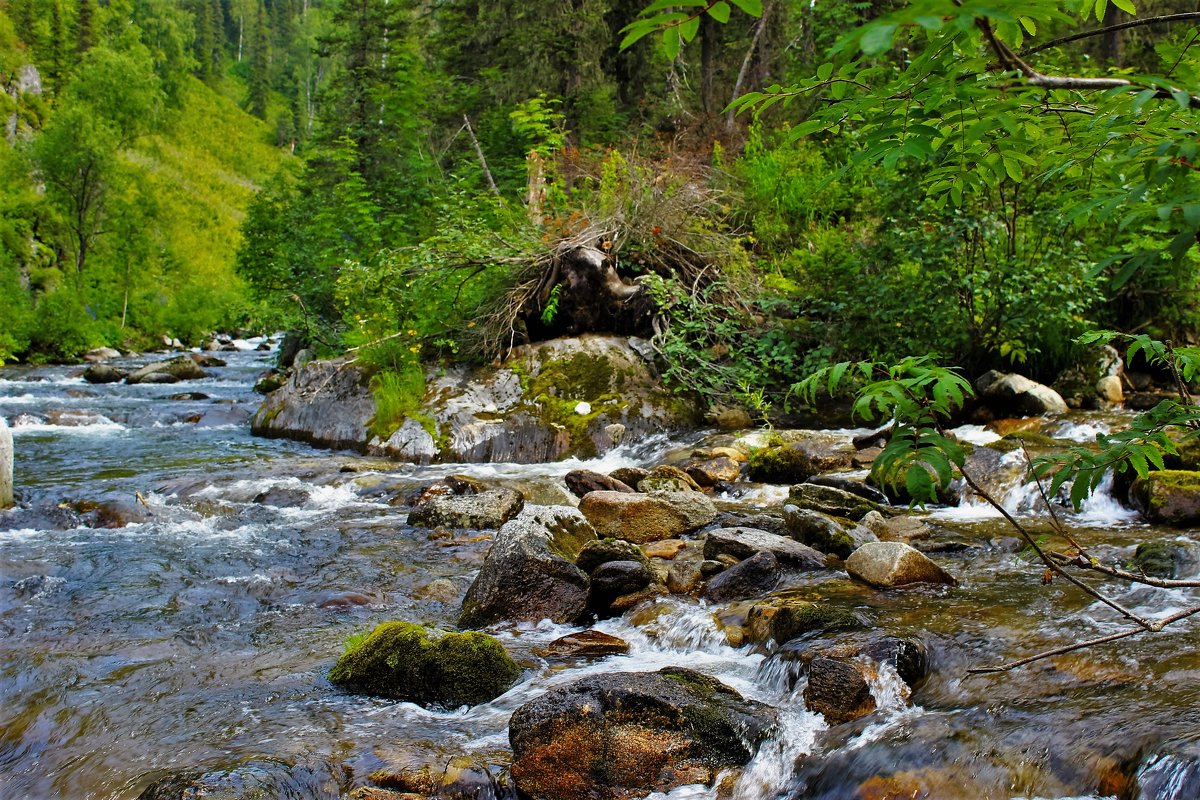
<box><xmin>508</xmin><ymin>667</ymin><xmax>776</xmax><ymax>800</ymax></box>
<box><xmin>252</xmin><ymin>336</ymin><xmax>702</xmax><ymax>463</ymax></box>
<box><xmin>844</xmin><ymin>541</ymin><xmax>957</xmax><ymax>588</ymax></box>
<box><xmin>976</xmin><ymin>371</ymin><xmax>1069</xmax><ymax>416</ymax></box>
<box><xmin>125</xmin><ymin>356</ymin><xmax>209</xmax><ymax>385</ymax></box>
<box><xmin>459</xmin><ymin>506</ymin><xmax>597</xmax><ymax>628</ymax></box>
<box><xmin>578</xmin><ymin>490</ymin><xmax>716</xmax><ymax>544</ymax></box>
<box><xmin>329</xmin><ymin>622</ymin><xmax>520</xmax><ymax>708</ymax></box>
<box><xmin>408</xmin><ymin>488</ymin><xmax>524</xmax><ymax>529</ymax></box>
<box><xmin>1130</xmin><ymin>470</ymin><xmax>1200</xmax><ymax>526</ymax></box>
<box><xmin>588</xmin><ymin>560</ymin><xmax>655</xmax><ymax>613</ymax></box>
<box><xmin>252</xmin><ymin>358</ymin><xmax>377</xmax><ymax>452</ymax></box>
<box><xmin>703</xmin><ymin>527</ymin><xmax>827</xmax><ymax>570</ymax></box>
<box><xmin>788</xmin><ymin>482</ymin><xmax>885</xmax><ymax>521</ymax></box>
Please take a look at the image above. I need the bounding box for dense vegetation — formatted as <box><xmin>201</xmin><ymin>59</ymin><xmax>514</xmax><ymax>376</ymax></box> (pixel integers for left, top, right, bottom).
<box><xmin>3</xmin><ymin>0</ymin><xmax>1199</xmax><ymax>422</ymax></box>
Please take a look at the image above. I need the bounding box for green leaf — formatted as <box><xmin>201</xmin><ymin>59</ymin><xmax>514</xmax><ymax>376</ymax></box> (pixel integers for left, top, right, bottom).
<box><xmin>663</xmin><ymin>27</ymin><xmax>681</xmax><ymax>60</ymax></box>
<box><xmin>679</xmin><ymin>15</ymin><xmax>700</xmax><ymax>43</ymax></box>
<box><xmin>860</xmin><ymin>23</ymin><xmax>898</xmax><ymax>56</ymax></box>
<box><xmin>1111</xmin><ymin>0</ymin><xmax>1136</xmax><ymax>12</ymax></box>
<box><xmin>708</xmin><ymin>1</ymin><xmax>731</xmax><ymax>23</ymax></box>
<box><xmin>729</xmin><ymin>0</ymin><xmax>763</xmax><ymax>16</ymax></box>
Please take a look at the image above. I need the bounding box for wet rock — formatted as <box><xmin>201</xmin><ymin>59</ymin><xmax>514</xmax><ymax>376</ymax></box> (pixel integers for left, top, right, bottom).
<box><xmin>82</xmin><ymin>363</ymin><xmax>127</xmax><ymax>384</ymax></box>
<box><xmin>537</xmin><ymin>630</ymin><xmax>631</xmax><ymax>659</ymax></box>
<box><xmin>252</xmin><ymin>486</ymin><xmax>311</xmax><ymax>508</ymax></box>
<box><xmin>165</xmin><ymin>391</ymin><xmax>210</xmax><ymax>401</ymax></box>
<box><xmin>578</xmin><ymin>490</ymin><xmax>716</xmax><ymax>544</ymax></box>
<box><xmin>194</xmin><ymin>354</ymin><xmax>226</xmax><ymax>368</ymax></box>
<box><xmin>806</xmin><ymin>473</ymin><xmax>889</xmax><ymax>505</ymax></box>
<box><xmin>83</xmin><ymin>346</ymin><xmax>122</xmax><ymax>362</ymax></box>
<box><xmin>69</xmin><ymin>497</ymin><xmax>149</xmax><ymax>528</ymax></box>
<box><xmin>252</xmin><ymin>358</ymin><xmax>377</xmax><ymax>452</ymax></box>
<box><xmin>409</xmin><ymin>488</ymin><xmax>524</xmax><ymax>530</ymax></box>
<box><xmin>1132</xmin><ymin>540</ymin><xmax>1200</xmax><ymax>578</ymax></box>
<box><xmin>589</xmin><ymin>560</ymin><xmax>655</xmax><ymax>612</ymax></box>
<box><xmin>642</xmin><ymin>539</ymin><xmax>686</xmax><ymax>559</ymax></box>
<box><xmin>609</xmin><ymin>466</ymin><xmax>649</xmax><ymax>487</ymax></box>
<box><xmin>254</xmin><ymin>371</ymin><xmax>287</xmax><ymax>394</ymax></box>
<box><xmin>12</xmin><ymin>574</ymin><xmax>67</xmax><ymax>599</ymax></box>
<box><xmin>713</xmin><ymin>511</ymin><xmax>790</xmax><ymax>537</ymax></box>
<box><xmin>684</xmin><ymin>456</ymin><xmax>741</xmax><ymax>487</ymax></box>
<box><xmin>637</xmin><ymin>464</ymin><xmax>703</xmax><ymax>493</ymax></box>
<box><xmin>413</xmin><ymin>578</ymin><xmax>459</xmax><ymax>603</ymax></box>
<box><xmin>126</xmin><ymin>356</ymin><xmax>209</xmax><ymax>385</ymax></box>
<box><xmin>459</xmin><ymin>506</ymin><xmax>596</xmax><ymax>628</ymax></box>
<box><xmin>782</xmin><ymin>505</ymin><xmax>863</xmax><ymax>559</ymax></box>
<box><xmin>137</xmin><ymin>760</ymin><xmax>341</xmax><ymax>800</ymax></box>
<box><xmin>1130</xmin><ymin>470</ymin><xmax>1200</xmax><ymax>525</ymax></box>
<box><xmin>745</xmin><ymin>597</ymin><xmax>861</xmax><ymax>645</ymax></box>
<box><xmin>855</xmin><ymin>510</ymin><xmax>933</xmax><ymax>545</ymax></box>
<box><xmin>805</xmin><ymin>655</ymin><xmax>877</xmax><ymax>724</ymax></box>
<box><xmin>1096</xmin><ymin>375</ymin><xmax>1123</xmax><ymax>404</ymax></box>
<box><xmin>608</xmin><ymin>583</ymin><xmax>667</xmax><ymax>613</ymax></box>
<box><xmin>975</xmin><ymin>370</ymin><xmax>1070</xmax><ymax>416</ymax></box>
<box><xmin>508</xmin><ymin>667</ymin><xmax>776</xmax><ymax>800</ymax></box>
<box><xmin>329</xmin><ymin>621</ymin><xmax>519</xmax><ymax>707</ymax></box>
<box><xmin>564</xmin><ymin>469</ymin><xmax>635</xmax><ymax>498</ymax></box>
<box><xmin>704</xmin><ymin>550</ymin><xmax>781</xmax><ymax>601</ymax></box>
<box><xmin>1134</xmin><ymin>742</ymin><xmax>1200</xmax><ymax>800</ymax></box>
<box><xmin>844</xmin><ymin>541</ymin><xmax>957</xmax><ymax>588</ymax></box>
<box><xmin>667</xmin><ymin>561</ymin><xmax>703</xmax><ymax>594</ymax></box>
<box><xmin>575</xmin><ymin>537</ymin><xmax>648</xmax><ymax>573</ymax></box>
<box><xmin>788</xmin><ymin>482</ymin><xmax>885</xmax><ymax>521</ymax></box>
<box><xmin>703</xmin><ymin>527</ymin><xmax>827</xmax><ymax>570</ymax></box>
<box><xmin>747</xmin><ymin>435</ymin><xmax>854</xmax><ymax>484</ymax></box>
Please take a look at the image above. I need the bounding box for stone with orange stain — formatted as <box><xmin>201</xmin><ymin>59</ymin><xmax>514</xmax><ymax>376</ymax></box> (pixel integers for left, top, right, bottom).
<box><xmin>509</xmin><ymin>668</ymin><xmax>774</xmax><ymax>800</ymax></box>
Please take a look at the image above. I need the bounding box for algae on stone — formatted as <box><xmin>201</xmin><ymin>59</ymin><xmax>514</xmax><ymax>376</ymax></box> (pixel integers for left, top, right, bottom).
<box><xmin>329</xmin><ymin>622</ymin><xmax>520</xmax><ymax>708</ymax></box>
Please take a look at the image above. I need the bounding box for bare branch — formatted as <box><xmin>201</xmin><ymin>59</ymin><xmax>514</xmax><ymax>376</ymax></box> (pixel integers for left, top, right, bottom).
<box><xmin>1020</xmin><ymin>12</ymin><xmax>1200</xmax><ymax>58</ymax></box>
<box><xmin>968</xmin><ymin>604</ymin><xmax>1200</xmax><ymax>674</ymax></box>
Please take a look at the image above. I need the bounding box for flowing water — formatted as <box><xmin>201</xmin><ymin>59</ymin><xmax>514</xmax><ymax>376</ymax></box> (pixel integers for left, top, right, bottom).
<box><xmin>1</xmin><ymin>349</ymin><xmax>1198</xmax><ymax>799</ymax></box>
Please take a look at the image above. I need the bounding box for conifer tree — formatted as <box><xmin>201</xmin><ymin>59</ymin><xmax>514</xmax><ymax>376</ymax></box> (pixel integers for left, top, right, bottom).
<box><xmin>248</xmin><ymin>1</ymin><xmax>271</xmax><ymax>119</ymax></box>
<box><xmin>75</xmin><ymin>0</ymin><xmax>94</xmax><ymax>55</ymax></box>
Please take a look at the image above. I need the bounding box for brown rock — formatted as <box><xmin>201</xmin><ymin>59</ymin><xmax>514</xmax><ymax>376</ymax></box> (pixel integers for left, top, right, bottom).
<box><xmin>564</xmin><ymin>469</ymin><xmax>635</xmax><ymax>498</ymax></box>
<box><xmin>805</xmin><ymin>655</ymin><xmax>877</xmax><ymax>724</ymax></box>
<box><xmin>537</xmin><ymin>630</ymin><xmax>631</xmax><ymax>659</ymax></box>
<box><xmin>578</xmin><ymin>491</ymin><xmax>716</xmax><ymax>544</ymax></box>
<box><xmin>637</xmin><ymin>464</ymin><xmax>703</xmax><ymax>493</ymax></box>
<box><xmin>642</xmin><ymin>539</ymin><xmax>686</xmax><ymax>559</ymax></box>
<box><xmin>685</xmin><ymin>456</ymin><xmax>741</xmax><ymax>487</ymax></box>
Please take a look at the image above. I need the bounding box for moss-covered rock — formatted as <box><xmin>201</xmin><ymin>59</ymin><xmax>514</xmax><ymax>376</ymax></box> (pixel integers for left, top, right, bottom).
<box><xmin>329</xmin><ymin>622</ymin><xmax>520</xmax><ymax>708</ymax></box>
<box><xmin>745</xmin><ymin>597</ymin><xmax>862</xmax><ymax>645</ymax></box>
<box><xmin>748</xmin><ymin>437</ymin><xmax>854</xmax><ymax>484</ymax></box>
<box><xmin>782</xmin><ymin>505</ymin><xmax>859</xmax><ymax>558</ymax></box>
<box><xmin>576</xmin><ymin>537</ymin><xmax>649</xmax><ymax>573</ymax></box>
<box><xmin>1131</xmin><ymin>470</ymin><xmax>1200</xmax><ymax>525</ymax></box>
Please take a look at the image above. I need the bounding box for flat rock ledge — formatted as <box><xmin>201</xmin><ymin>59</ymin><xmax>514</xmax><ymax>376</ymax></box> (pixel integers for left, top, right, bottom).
<box><xmin>251</xmin><ymin>335</ymin><xmax>702</xmax><ymax>463</ymax></box>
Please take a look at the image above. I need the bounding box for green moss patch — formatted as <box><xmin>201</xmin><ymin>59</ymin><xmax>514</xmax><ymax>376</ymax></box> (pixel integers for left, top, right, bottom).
<box><xmin>329</xmin><ymin>622</ymin><xmax>520</xmax><ymax>708</ymax></box>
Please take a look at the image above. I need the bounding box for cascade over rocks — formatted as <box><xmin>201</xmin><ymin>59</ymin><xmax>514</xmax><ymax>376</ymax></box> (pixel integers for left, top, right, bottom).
<box><xmin>252</xmin><ymin>336</ymin><xmax>701</xmax><ymax>463</ymax></box>
<box><xmin>508</xmin><ymin>667</ymin><xmax>776</xmax><ymax>800</ymax></box>
<box><xmin>458</xmin><ymin>506</ymin><xmax>597</xmax><ymax>628</ymax></box>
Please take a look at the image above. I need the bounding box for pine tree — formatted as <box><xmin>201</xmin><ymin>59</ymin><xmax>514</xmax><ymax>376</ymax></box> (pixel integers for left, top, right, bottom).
<box><xmin>75</xmin><ymin>0</ymin><xmax>94</xmax><ymax>56</ymax></box>
<box><xmin>248</xmin><ymin>1</ymin><xmax>271</xmax><ymax>119</ymax></box>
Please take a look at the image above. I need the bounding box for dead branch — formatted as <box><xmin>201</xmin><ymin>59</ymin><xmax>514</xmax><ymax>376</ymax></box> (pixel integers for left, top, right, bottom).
<box><xmin>1020</xmin><ymin>12</ymin><xmax>1200</xmax><ymax>58</ymax></box>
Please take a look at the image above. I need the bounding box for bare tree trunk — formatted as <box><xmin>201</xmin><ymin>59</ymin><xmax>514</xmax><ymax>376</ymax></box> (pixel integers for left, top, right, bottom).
<box><xmin>725</xmin><ymin>1</ymin><xmax>773</xmax><ymax>134</ymax></box>
<box><xmin>463</xmin><ymin>114</ymin><xmax>501</xmax><ymax>200</ymax></box>
<box><xmin>1100</xmin><ymin>6</ymin><xmax>1123</xmax><ymax>66</ymax></box>
<box><xmin>700</xmin><ymin>13</ymin><xmax>719</xmax><ymax>114</ymax></box>
<box><xmin>0</xmin><ymin>416</ymin><xmax>13</xmax><ymax>509</ymax></box>
<box><xmin>526</xmin><ymin>151</ymin><xmax>546</xmax><ymax>226</ymax></box>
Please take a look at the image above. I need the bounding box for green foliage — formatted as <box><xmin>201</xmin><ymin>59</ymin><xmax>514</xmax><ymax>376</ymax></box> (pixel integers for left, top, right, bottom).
<box><xmin>367</xmin><ymin>362</ymin><xmax>427</xmax><ymax>440</ymax></box>
<box><xmin>1033</xmin><ymin>331</ymin><xmax>1200</xmax><ymax>508</ymax></box>
<box><xmin>794</xmin><ymin>356</ymin><xmax>973</xmax><ymax>504</ymax></box>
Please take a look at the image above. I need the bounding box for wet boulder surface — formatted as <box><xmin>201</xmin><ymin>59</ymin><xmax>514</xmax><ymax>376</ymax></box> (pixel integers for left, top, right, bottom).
<box><xmin>508</xmin><ymin>667</ymin><xmax>776</xmax><ymax>800</ymax></box>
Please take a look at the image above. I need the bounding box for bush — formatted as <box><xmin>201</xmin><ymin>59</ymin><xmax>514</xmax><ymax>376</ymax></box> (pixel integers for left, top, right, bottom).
<box><xmin>25</xmin><ymin>290</ymin><xmax>100</xmax><ymax>363</ymax></box>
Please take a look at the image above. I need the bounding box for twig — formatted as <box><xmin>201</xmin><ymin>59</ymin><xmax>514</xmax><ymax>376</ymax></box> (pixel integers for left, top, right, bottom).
<box><xmin>1020</xmin><ymin>12</ymin><xmax>1200</xmax><ymax>58</ymax></box>
<box><xmin>968</xmin><ymin>604</ymin><xmax>1200</xmax><ymax>673</ymax></box>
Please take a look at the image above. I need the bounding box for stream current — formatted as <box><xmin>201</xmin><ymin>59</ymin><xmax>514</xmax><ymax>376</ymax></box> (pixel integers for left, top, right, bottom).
<box><xmin>1</xmin><ymin>347</ymin><xmax>1198</xmax><ymax>799</ymax></box>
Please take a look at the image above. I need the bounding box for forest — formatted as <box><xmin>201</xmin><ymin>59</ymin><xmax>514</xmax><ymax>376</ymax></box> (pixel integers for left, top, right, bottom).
<box><xmin>2</xmin><ymin>0</ymin><xmax>1200</xmax><ymax>416</ymax></box>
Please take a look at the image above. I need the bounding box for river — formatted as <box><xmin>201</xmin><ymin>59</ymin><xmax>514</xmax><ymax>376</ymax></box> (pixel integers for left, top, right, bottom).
<box><xmin>1</xmin><ymin>346</ymin><xmax>1197</xmax><ymax>799</ymax></box>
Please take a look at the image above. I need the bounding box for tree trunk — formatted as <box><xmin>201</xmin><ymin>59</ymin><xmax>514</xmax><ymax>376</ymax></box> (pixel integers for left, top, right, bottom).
<box><xmin>700</xmin><ymin>13</ymin><xmax>720</xmax><ymax>114</ymax></box>
<box><xmin>1100</xmin><ymin>6</ymin><xmax>1124</xmax><ymax>66</ymax></box>
<box><xmin>0</xmin><ymin>416</ymin><xmax>13</xmax><ymax>510</ymax></box>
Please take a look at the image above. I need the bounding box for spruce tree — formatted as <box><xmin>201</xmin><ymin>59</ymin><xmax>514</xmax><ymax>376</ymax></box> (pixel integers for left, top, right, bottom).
<box><xmin>248</xmin><ymin>1</ymin><xmax>270</xmax><ymax>119</ymax></box>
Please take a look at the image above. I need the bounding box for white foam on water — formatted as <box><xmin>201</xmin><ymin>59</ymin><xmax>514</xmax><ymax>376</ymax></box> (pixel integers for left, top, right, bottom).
<box><xmin>949</xmin><ymin>423</ymin><xmax>1003</xmax><ymax>445</ymax></box>
<box><xmin>1053</xmin><ymin>419</ymin><xmax>1111</xmax><ymax>442</ymax></box>
<box><xmin>9</xmin><ymin>414</ymin><xmax>127</xmax><ymax>435</ymax></box>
